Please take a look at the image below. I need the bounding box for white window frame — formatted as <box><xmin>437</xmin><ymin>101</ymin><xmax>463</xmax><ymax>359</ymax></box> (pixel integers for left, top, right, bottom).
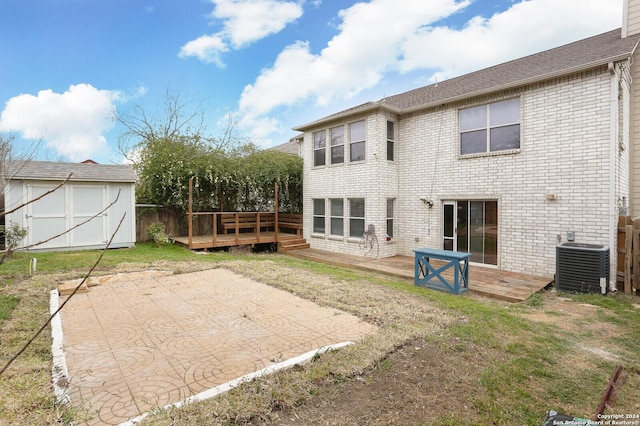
<box><xmin>330</xmin><ymin>198</ymin><xmax>344</xmax><ymax>236</ymax></box>
<box><xmin>386</xmin><ymin>121</ymin><xmax>395</xmax><ymax>161</ymax></box>
<box><xmin>313</xmin><ymin>130</ymin><xmax>326</xmax><ymax>166</ymax></box>
<box><xmin>312</xmin><ymin>198</ymin><xmax>325</xmax><ymax>234</ymax></box>
<box><xmin>349</xmin><ymin>120</ymin><xmax>366</xmax><ymax>162</ymax></box>
<box><xmin>386</xmin><ymin>198</ymin><xmax>395</xmax><ymax>240</ymax></box>
<box><xmin>330</xmin><ymin>126</ymin><xmax>344</xmax><ymax>164</ymax></box>
<box><xmin>348</xmin><ymin>198</ymin><xmax>365</xmax><ymax>238</ymax></box>
<box><xmin>459</xmin><ymin>98</ymin><xmax>520</xmax><ymax>155</ymax></box>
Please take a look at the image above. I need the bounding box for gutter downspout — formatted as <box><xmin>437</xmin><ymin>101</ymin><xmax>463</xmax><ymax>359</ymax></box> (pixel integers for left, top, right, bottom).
<box><xmin>609</xmin><ymin>61</ymin><xmax>619</xmax><ymax>291</ymax></box>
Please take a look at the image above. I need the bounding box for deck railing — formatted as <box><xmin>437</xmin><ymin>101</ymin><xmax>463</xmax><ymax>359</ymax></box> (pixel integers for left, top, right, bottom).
<box><xmin>187</xmin><ymin>211</ymin><xmax>302</xmax><ymax>248</ymax></box>
<box><xmin>185</xmin><ymin>178</ymin><xmax>302</xmax><ymax>249</ymax></box>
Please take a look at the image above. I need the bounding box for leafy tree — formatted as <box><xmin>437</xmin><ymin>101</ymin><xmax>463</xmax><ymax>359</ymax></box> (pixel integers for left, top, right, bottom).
<box><xmin>134</xmin><ymin>136</ymin><xmax>302</xmax><ymax>215</ymax></box>
<box><xmin>135</xmin><ymin>135</ymin><xmax>213</xmax><ymax>211</ymax></box>
<box><xmin>234</xmin><ymin>149</ymin><xmax>302</xmax><ymax>213</ymax></box>
<box><xmin>116</xmin><ymin>89</ymin><xmax>250</xmax><ymax>165</ymax></box>
<box><xmin>116</xmin><ymin>90</ymin><xmax>303</xmax><ymax>222</ymax></box>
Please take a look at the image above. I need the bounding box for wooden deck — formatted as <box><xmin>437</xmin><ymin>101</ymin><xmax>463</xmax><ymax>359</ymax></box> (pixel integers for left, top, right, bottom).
<box><xmin>172</xmin><ymin>231</ymin><xmax>302</xmax><ymax>250</ymax></box>
<box><xmin>178</xmin><ymin>179</ymin><xmax>307</xmax><ymax>251</ymax></box>
<box><xmin>286</xmin><ymin>248</ymin><xmax>552</xmax><ymax>303</ymax></box>
<box><xmin>173</xmin><ymin>210</ymin><xmax>307</xmax><ymax>250</ymax></box>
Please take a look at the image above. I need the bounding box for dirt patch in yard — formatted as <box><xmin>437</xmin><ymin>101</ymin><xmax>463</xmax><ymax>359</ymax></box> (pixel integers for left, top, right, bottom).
<box><xmin>268</xmin><ymin>337</ymin><xmax>497</xmax><ymax>426</ymax></box>
<box><xmin>226</xmin><ymin>286</ymin><xmax>637</xmax><ymax>426</ymax></box>
<box><xmin>520</xmin><ymin>293</ymin><xmax>629</xmax><ymax>364</ymax></box>
<box><xmin>259</xmin><ymin>290</ymin><xmax>640</xmax><ymax>426</ymax></box>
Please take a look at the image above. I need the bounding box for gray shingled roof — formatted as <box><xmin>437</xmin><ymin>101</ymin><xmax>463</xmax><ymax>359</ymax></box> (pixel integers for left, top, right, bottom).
<box><xmin>294</xmin><ymin>28</ymin><xmax>640</xmax><ymax>130</ymax></box>
<box><xmin>4</xmin><ymin>160</ymin><xmax>137</xmax><ymax>183</ymax></box>
<box><xmin>269</xmin><ymin>139</ymin><xmax>301</xmax><ymax>156</ymax></box>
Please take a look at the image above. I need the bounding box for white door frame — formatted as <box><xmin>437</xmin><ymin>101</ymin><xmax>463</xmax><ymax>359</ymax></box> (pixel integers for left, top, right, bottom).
<box><xmin>443</xmin><ymin>201</ymin><xmax>456</xmax><ymax>251</ymax></box>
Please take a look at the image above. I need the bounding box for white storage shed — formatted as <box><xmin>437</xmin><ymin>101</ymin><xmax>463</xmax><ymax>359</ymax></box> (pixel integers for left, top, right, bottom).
<box><xmin>3</xmin><ymin>160</ymin><xmax>137</xmax><ymax>251</ymax></box>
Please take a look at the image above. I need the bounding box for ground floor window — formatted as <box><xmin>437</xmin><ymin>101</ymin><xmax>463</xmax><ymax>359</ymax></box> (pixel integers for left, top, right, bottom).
<box><xmin>349</xmin><ymin>198</ymin><xmax>365</xmax><ymax>238</ymax></box>
<box><xmin>443</xmin><ymin>200</ymin><xmax>497</xmax><ymax>265</ymax></box>
<box><xmin>330</xmin><ymin>198</ymin><xmax>344</xmax><ymax>236</ymax></box>
<box><xmin>386</xmin><ymin>198</ymin><xmax>394</xmax><ymax>239</ymax></box>
<box><xmin>313</xmin><ymin>199</ymin><xmax>325</xmax><ymax>233</ymax></box>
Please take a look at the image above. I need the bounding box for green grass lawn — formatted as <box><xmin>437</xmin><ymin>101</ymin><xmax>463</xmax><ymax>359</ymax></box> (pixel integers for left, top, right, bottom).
<box><xmin>0</xmin><ymin>295</ymin><xmax>19</xmax><ymax>322</ymax></box>
<box><xmin>0</xmin><ymin>242</ymin><xmax>639</xmax><ymax>425</ymax></box>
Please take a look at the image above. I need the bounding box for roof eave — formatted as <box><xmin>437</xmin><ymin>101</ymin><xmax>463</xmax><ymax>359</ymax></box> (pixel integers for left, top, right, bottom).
<box><xmin>8</xmin><ymin>175</ymin><xmax>137</xmax><ymax>183</ymax></box>
<box><xmin>400</xmin><ymin>53</ymin><xmax>637</xmax><ymax>114</ymax></box>
<box><xmin>293</xmin><ymin>48</ymin><xmax>639</xmax><ymax>131</ymax></box>
<box><xmin>292</xmin><ymin>103</ymin><xmax>401</xmax><ymax>132</ymax></box>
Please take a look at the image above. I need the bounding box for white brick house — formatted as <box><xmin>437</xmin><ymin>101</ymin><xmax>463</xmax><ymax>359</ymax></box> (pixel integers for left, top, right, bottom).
<box><xmin>294</xmin><ymin>3</ymin><xmax>640</xmax><ymax>282</ymax></box>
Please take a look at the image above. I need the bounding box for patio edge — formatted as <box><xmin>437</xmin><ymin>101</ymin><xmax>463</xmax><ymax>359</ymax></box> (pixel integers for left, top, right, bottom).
<box><xmin>119</xmin><ymin>341</ymin><xmax>354</xmax><ymax>426</ymax></box>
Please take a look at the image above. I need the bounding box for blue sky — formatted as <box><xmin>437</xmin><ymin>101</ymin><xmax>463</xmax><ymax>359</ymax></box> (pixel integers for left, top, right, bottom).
<box><xmin>0</xmin><ymin>0</ymin><xmax>624</xmax><ymax>164</ymax></box>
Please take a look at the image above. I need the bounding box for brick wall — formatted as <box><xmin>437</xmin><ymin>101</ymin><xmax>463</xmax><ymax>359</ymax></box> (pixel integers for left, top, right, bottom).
<box><xmin>303</xmin><ymin>67</ymin><xmax>624</xmax><ymax>279</ymax></box>
<box><xmin>302</xmin><ymin>111</ymin><xmax>400</xmax><ymax>258</ymax></box>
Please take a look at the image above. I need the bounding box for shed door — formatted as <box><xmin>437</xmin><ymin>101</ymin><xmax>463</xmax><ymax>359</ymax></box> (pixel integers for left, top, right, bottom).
<box><xmin>27</xmin><ymin>184</ymin><xmax>69</xmax><ymax>249</ymax></box>
<box><xmin>70</xmin><ymin>185</ymin><xmax>107</xmax><ymax>246</ymax></box>
<box><xmin>25</xmin><ymin>183</ymin><xmax>108</xmax><ymax>249</ymax></box>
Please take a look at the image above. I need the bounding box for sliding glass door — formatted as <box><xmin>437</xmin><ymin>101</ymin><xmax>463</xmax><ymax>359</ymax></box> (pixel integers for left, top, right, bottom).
<box><xmin>443</xmin><ymin>200</ymin><xmax>497</xmax><ymax>265</ymax></box>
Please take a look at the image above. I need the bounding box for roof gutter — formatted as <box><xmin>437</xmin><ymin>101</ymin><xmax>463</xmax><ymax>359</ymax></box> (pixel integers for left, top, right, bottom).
<box><xmin>292</xmin><ymin>102</ymin><xmax>400</xmax><ymax>131</ymax></box>
<box><xmin>401</xmin><ymin>53</ymin><xmax>638</xmax><ymax>115</ymax></box>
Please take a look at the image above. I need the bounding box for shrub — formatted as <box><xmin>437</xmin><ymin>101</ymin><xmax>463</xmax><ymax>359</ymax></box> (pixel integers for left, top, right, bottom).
<box><xmin>1</xmin><ymin>222</ymin><xmax>28</xmax><ymax>252</ymax></box>
<box><xmin>146</xmin><ymin>222</ymin><xmax>169</xmax><ymax>247</ymax></box>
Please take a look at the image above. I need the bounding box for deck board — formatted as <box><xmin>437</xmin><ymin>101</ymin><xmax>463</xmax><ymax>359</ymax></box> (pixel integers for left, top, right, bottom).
<box><xmin>286</xmin><ymin>248</ymin><xmax>551</xmax><ymax>303</ymax></box>
<box><xmin>172</xmin><ymin>231</ymin><xmax>300</xmax><ymax>249</ymax></box>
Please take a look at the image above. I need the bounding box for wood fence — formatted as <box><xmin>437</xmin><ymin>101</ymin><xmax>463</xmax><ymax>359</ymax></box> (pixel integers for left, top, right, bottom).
<box><xmin>616</xmin><ymin>216</ymin><xmax>640</xmax><ymax>294</ymax></box>
<box><xmin>136</xmin><ymin>207</ymin><xmax>220</xmax><ymax>243</ymax></box>
<box><xmin>136</xmin><ymin>207</ymin><xmax>179</xmax><ymax>243</ymax></box>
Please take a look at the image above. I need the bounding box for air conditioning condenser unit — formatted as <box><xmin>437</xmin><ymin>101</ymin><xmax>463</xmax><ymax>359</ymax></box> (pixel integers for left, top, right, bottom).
<box><xmin>556</xmin><ymin>243</ymin><xmax>610</xmax><ymax>294</ymax></box>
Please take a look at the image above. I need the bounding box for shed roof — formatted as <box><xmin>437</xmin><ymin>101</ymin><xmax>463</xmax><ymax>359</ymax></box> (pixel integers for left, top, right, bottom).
<box><xmin>294</xmin><ymin>28</ymin><xmax>640</xmax><ymax>130</ymax></box>
<box><xmin>4</xmin><ymin>160</ymin><xmax>137</xmax><ymax>183</ymax></box>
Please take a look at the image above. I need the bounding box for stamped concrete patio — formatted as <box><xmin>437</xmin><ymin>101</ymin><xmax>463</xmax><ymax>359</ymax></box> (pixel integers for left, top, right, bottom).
<box><xmin>53</xmin><ymin>269</ymin><xmax>377</xmax><ymax>425</ymax></box>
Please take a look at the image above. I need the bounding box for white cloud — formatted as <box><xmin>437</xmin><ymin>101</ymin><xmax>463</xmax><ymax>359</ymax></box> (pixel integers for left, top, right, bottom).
<box><xmin>399</xmin><ymin>0</ymin><xmax>622</xmax><ymax>77</ymax></box>
<box><xmin>238</xmin><ymin>0</ymin><xmax>469</xmax><ymax>126</ymax></box>
<box><xmin>179</xmin><ymin>0</ymin><xmax>303</xmax><ymax>65</ymax></box>
<box><xmin>179</xmin><ymin>34</ymin><xmax>228</xmax><ymax>66</ymax></box>
<box><xmin>214</xmin><ymin>0</ymin><xmax>303</xmax><ymax>48</ymax></box>
<box><xmin>238</xmin><ymin>114</ymin><xmax>281</xmax><ymax>145</ymax></box>
<box><xmin>0</xmin><ymin>84</ymin><xmax>121</xmax><ymax>162</ymax></box>
<box><xmin>237</xmin><ymin>0</ymin><xmax>622</xmax><ymax>139</ymax></box>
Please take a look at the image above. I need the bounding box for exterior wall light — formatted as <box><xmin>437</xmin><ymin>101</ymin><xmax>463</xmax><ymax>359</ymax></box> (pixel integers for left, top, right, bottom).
<box><xmin>419</xmin><ymin>196</ymin><xmax>434</xmax><ymax>207</ymax></box>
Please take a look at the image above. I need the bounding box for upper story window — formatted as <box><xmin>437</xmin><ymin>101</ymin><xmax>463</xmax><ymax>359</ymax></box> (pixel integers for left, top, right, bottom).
<box><xmin>387</xmin><ymin>121</ymin><xmax>395</xmax><ymax>161</ymax></box>
<box><xmin>349</xmin><ymin>121</ymin><xmax>366</xmax><ymax>162</ymax></box>
<box><xmin>330</xmin><ymin>126</ymin><xmax>344</xmax><ymax>164</ymax></box>
<box><xmin>459</xmin><ymin>98</ymin><xmax>520</xmax><ymax>155</ymax></box>
<box><xmin>313</xmin><ymin>130</ymin><xmax>326</xmax><ymax>166</ymax></box>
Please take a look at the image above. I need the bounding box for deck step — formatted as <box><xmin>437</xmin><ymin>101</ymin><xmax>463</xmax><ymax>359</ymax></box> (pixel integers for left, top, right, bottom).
<box><xmin>278</xmin><ymin>238</ymin><xmax>310</xmax><ymax>252</ymax></box>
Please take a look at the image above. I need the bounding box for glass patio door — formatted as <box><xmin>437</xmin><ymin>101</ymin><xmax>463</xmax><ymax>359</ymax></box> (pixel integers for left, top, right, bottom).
<box><xmin>443</xmin><ymin>202</ymin><xmax>455</xmax><ymax>251</ymax></box>
<box><xmin>443</xmin><ymin>200</ymin><xmax>497</xmax><ymax>265</ymax></box>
